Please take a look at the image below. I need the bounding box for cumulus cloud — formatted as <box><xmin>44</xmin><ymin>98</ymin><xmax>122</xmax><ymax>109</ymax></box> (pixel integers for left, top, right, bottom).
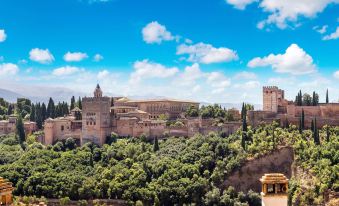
<box><xmin>0</xmin><ymin>63</ymin><xmax>19</xmax><ymax>76</ymax></box>
<box><xmin>29</xmin><ymin>48</ymin><xmax>54</xmax><ymax>64</ymax></box>
<box><xmin>52</xmin><ymin>66</ymin><xmax>81</xmax><ymax>76</ymax></box>
<box><xmin>63</xmin><ymin>52</ymin><xmax>88</xmax><ymax>62</ymax></box>
<box><xmin>142</xmin><ymin>21</ymin><xmax>175</xmax><ymax>44</ymax></box>
<box><xmin>97</xmin><ymin>70</ymin><xmax>110</xmax><ymax>79</ymax></box>
<box><xmin>234</xmin><ymin>71</ymin><xmax>257</xmax><ymax>80</ymax></box>
<box><xmin>226</xmin><ymin>0</ymin><xmax>339</xmax><ymax>29</ymax></box>
<box><xmin>323</xmin><ymin>26</ymin><xmax>339</xmax><ymax>40</ymax></box>
<box><xmin>313</xmin><ymin>25</ymin><xmax>328</xmax><ymax>34</ymax></box>
<box><xmin>226</xmin><ymin>0</ymin><xmax>258</xmax><ymax>10</ymax></box>
<box><xmin>334</xmin><ymin>70</ymin><xmax>339</xmax><ymax>79</ymax></box>
<box><xmin>234</xmin><ymin>80</ymin><xmax>260</xmax><ymax>89</ymax></box>
<box><xmin>247</xmin><ymin>44</ymin><xmax>316</xmax><ymax>75</ymax></box>
<box><xmin>176</xmin><ymin>63</ymin><xmax>204</xmax><ymax>86</ymax></box>
<box><xmin>177</xmin><ymin>42</ymin><xmax>238</xmax><ymax>64</ymax></box>
<box><xmin>130</xmin><ymin>60</ymin><xmax>179</xmax><ymax>83</ymax></box>
<box><xmin>0</xmin><ymin>30</ymin><xmax>6</xmax><ymax>42</ymax></box>
<box><xmin>206</xmin><ymin>72</ymin><xmax>231</xmax><ymax>94</ymax></box>
<box><xmin>93</xmin><ymin>54</ymin><xmax>104</xmax><ymax>62</ymax></box>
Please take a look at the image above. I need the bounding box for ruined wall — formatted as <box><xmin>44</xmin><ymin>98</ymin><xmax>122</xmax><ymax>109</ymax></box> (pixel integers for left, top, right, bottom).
<box><xmin>222</xmin><ymin>147</ymin><xmax>294</xmax><ymax>193</ymax></box>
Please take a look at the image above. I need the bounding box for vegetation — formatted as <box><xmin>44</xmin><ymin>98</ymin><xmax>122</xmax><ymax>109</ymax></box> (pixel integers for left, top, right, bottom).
<box><xmin>295</xmin><ymin>90</ymin><xmax>320</xmax><ymax>106</ymax></box>
<box><xmin>0</xmin><ymin>122</ymin><xmax>338</xmax><ymax>205</ymax></box>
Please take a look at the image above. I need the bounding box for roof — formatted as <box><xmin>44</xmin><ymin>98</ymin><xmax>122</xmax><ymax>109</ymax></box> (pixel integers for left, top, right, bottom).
<box><xmin>111</xmin><ymin>106</ymin><xmax>138</xmax><ymax>109</ymax></box>
<box><xmin>125</xmin><ymin>98</ymin><xmax>199</xmax><ymax>104</ymax></box>
<box><xmin>129</xmin><ymin>109</ymin><xmax>148</xmax><ymax>114</ymax></box>
<box><xmin>116</xmin><ymin>97</ymin><xmax>130</xmax><ymax>102</ymax></box>
<box><xmin>260</xmin><ymin>173</ymin><xmax>288</xmax><ymax>184</ymax></box>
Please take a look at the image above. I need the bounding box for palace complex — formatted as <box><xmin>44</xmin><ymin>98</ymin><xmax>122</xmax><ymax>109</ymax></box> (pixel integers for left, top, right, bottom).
<box><xmin>248</xmin><ymin>86</ymin><xmax>339</xmax><ymax>128</ymax></box>
<box><xmin>42</xmin><ymin>84</ymin><xmax>241</xmax><ymax>146</ymax></box>
<box><xmin>0</xmin><ymin>115</ymin><xmax>36</xmax><ymax>136</ymax></box>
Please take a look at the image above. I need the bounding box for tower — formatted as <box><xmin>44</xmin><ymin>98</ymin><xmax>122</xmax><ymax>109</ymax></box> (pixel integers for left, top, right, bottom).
<box><xmin>81</xmin><ymin>84</ymin><xmax>111</xmax><ymax>146</ymax></box>
<box><xmin>260</xmin><ymin>173</ymin><xmax>288</xmax><ymax>206</ymax></box>
<box><xmin>263</xmin><ymin>86</ymin><xmax>285</xmax><ymax>113</ymax></box>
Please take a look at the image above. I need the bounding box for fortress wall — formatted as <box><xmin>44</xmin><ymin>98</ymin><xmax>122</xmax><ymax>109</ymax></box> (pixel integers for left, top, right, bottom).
<box><xmin>222</xmin><ymin>147</ymin><xmax>294</xmax><ymax>193</ymax></box>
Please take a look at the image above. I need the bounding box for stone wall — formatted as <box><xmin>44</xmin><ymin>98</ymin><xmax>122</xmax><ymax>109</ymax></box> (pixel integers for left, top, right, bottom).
<box><xmin>222</xmin><ymin>147</ymin><xmax>294</xmax><ymax>193</ymax></box>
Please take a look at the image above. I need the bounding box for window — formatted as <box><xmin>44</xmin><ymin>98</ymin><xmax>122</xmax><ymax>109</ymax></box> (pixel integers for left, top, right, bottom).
<box><xmin>61</xmin><ymin>126</ymin><xmax>64</xmax><ymax>131</ymax></box>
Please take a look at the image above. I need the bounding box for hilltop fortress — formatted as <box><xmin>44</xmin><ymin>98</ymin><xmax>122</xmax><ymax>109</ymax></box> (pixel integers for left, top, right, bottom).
<box><xmin>43</xmin><ymin>84</ymin><xmax>241</xmax><ymax>146</ymax></box>
<box><xmin>248</xmin><ymin>86</ymin><xmax>339</xmax><ymax>128</ymax></box>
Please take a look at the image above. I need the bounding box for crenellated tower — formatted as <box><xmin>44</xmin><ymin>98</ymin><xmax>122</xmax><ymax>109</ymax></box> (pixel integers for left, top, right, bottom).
<box><xmin>263</xmin><ymin>86</ymin><xmax>285</xmax><ymax>113</ymax></box>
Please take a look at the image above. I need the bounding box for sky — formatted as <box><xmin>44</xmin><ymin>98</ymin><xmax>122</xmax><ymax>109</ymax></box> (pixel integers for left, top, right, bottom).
<box><xmin>0</xmin><ymin>0</ymin><xmax>339</xmax><ymax>104</ymax></box>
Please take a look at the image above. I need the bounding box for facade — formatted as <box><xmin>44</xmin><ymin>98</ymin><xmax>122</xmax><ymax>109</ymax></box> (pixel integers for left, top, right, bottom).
<box><xmin>260</xmin><ymin>173</ymin><xmax>288</xmax><ymax>206</ymax></box>
<box><xmin>0</xmin><ymin>115</ymin><xmax>37</xmax><ymax>136</ymax></box>
<box><xmin>249</xmin><ymin>86</ymin><xmax>339</xmax><ymax>128</ymax></box>
<box><xmin>43</xmin><ymin>84</ymin><xmax>212</xmax><ymax>146</ymax></box>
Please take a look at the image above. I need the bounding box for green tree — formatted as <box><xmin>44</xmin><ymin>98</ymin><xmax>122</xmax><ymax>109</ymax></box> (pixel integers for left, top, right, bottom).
<box><xmin>47</xmin><ymin>97</ymin><xmax>55</xmax><ymax>118</ymax></box>
<box><xmin>326</xmin><ymin>89</ymin><xmax>329</xmax><ymax>103</ymax></box>
<box><xmin>70</xmin><ymin>96</ymin><xmax>76</xmax><ymax>110</ymax></box>
<box><xmin>16</xmin><ymin>115</ymin><xmax>26</xmax><ymax>145</ymax></box>
<box><xmin>153</xmin><ymin>136</ymin><xmax>159</xmax><ymax>152</ymax></box>
<box><xmin>77</xmin><ymin>97</ymin><xmax>82</xmax><ymax>109</ymax></box>
<box><xmin>30</xmin><ymin>104</ymin><xmax>36</xmax><ymax>122</ymax></box>
<box><xmin>313</xmin><ymin>117</ymin><xmax>320</xmax><ymax>145</ymax></box>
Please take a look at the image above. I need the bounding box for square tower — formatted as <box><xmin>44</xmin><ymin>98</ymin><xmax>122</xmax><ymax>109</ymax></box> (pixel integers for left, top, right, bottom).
<box><xmin>263</xmin><ymin>86</ymin><xmax>285</xmax><ymax>113</ymax></box>
<box><xmin>81</xmin><ymin>84</ymin><xmax>111</xmax><ymax>146</ymax></box>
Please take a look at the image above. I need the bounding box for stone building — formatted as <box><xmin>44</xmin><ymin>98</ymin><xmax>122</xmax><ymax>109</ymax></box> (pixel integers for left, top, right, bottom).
<box><xmin>249</xmin><ymin>86</ymin><xmax>339</xmax><ymax>128</ymax></box>
<box><xmin>260</xmin><ymin>173</ymin><xmax>288</xmax><ymax>206</ymax></box>
<box><xmin>0</xmin><ymin>177</ymin><xmax>14</xmax><ymax>205</ymax></box>
<box><xmin>0</xmin><ymin>115</ymin><xmax>37</xmax><ymax>136</ymax></box>
<box><xmin>43</xmin><ymin>84</ymin><xmax>204</xmax><ymax>146</ymax></box>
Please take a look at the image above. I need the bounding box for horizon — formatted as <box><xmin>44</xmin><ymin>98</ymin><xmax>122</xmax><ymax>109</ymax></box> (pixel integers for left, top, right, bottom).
<box><xmin>0</xmin><ymin>0</ymin><xmax>338</xmax><ymax>104</ymax></box>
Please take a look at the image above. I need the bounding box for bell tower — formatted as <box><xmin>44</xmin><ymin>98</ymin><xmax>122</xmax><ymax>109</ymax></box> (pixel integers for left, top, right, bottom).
<box><xmin>94</xmin><ymin>84</ymin><xmax>103</xmax><ymax>98</ymax></box>
<box><xmin>260</xmin><ymin>173</ymin><xmax>288</xmax><ymax>206</ymax></box>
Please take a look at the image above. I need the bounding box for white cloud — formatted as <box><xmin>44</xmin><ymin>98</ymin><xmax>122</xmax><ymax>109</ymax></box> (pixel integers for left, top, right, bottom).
<box><xmin>226</xmin><ymin>0</ymin><xmax>258</xmax><ymax>10</ymax></box>
<box><xmin>323</xmin><ymin>26</ymin><xmax>339</xmax><ymax>40</ymax></box>
<box><xmin>313</xmin><ymin>25</ymin><xmax>328</xmax><ymax>34</ymax></box>
<box><xmin>177</xmin><ymin>42</ymin><xmax>238</xmax><ymax>64</ymax></box>
<box><xmin>206</xmin><ymin>72</ymin><xmax>231</xmax><ymax>93</ymax></box>
<box><xmin>142</xmin><ymin>21</ymin><xmax>175</xmax><ymax>44</ymax></box>
<box><xmin>93</xmin><ymin>54</ymin><xmax>104</xmax><ymax>62</ymax></box>
<box><xmin>52</xmin><ymin>66</ymin><xmax>81</xmax><ymax>76</ymax></box>
<box><xmin>234</xmin><ymin>80</ymin><xmax>260</xmax><ymax>89</ymax></box>
<box><xmin>334</xmin><ymin>70</ymin><xmax>339</xmax><ymax>79</ymax></box>
<box><xmin>29</xmin><ymin>48</ymin><xmax>54</xmax><ymax>64</ymax></box>
<box><xmin>130</xmin><ymin>60</ymin><xmax>179</xmax><ymax>83</ymax></box>
<box><xmin>176</xmin><ymin>63</ymin><xmax>204</xmax><ymax>86</ymax></box>
<box><xmin>234</xmin><ymin>71</ymin><xmax>257</xmax><ymax>80</ymax></box>
<box><xmin>248</xmin><ymin>44</ymin><xmax>316</xmax><ymax>75</ymax></box>
<box><xmin>0</xmin><ymin>30</ymin><xmax>6</xmax><ymax>42</ymax></box>
<box><xmin>63</xmin><ymin>51</ymin><xmax>88</xmax><ymax>62</ymax></box>
<box><xmin>259</xmin><ymin>0</ymin><xmax>339</xmax><ymax>29</ymax></box>
<box><xmin>97</xmin><ymin>70</ymin><xmax>110</xmax><ymax>79</ymax></box>
<box><xmin>0</xmin><ymin>63</ymin><xmax>19</xmax><ymax>76</ymax></box>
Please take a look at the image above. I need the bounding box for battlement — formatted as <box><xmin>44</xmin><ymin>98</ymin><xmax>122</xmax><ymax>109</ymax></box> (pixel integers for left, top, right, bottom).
<box><xmin>263</xmin><ymin>86</ymin><xmax>279</xmax><ymax>91</ymax></box>
<box><xmin>82</xmin><ymin>96</ymin><xmax>111</xmax><ymax>103</ymax></box>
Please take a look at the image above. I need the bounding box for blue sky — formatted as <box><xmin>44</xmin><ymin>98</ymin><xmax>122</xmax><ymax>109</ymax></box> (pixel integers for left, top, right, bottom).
<box><xmin>0</xmin><ymin>0</ymin><xmax>338</xmax><ymax>104</ymax></box>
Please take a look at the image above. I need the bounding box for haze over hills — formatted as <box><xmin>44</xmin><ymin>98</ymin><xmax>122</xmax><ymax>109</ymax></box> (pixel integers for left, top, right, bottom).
<box><xmin>0</xmin><ymin>87</ymin><xmax>261</xmax><ymax>110</ymax></box>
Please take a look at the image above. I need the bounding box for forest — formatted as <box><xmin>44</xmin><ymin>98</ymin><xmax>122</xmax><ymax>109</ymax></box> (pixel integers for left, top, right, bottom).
<box><xmin>0</xmin><ymin>122</ymin><xmax>338</xmax><ymax>205</ymax></box>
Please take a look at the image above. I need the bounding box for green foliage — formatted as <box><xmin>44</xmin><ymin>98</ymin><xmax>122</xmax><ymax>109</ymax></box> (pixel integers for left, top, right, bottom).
<box><xmin>16</xmin><ymin>115</ymin><xmax>25</xmax><ymax>145</ymax></box>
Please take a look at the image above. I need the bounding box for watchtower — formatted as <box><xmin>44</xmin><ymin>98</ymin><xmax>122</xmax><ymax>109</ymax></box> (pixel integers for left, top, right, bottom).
<box><xmin>263</xmin><ymin>86</ymin><xmax>285</xmax><ymax>113</ymax></box>
<box><xmin>260</xmin><ymin>173</ymin><xmax>288</xmax><ymax>206</ymax></box>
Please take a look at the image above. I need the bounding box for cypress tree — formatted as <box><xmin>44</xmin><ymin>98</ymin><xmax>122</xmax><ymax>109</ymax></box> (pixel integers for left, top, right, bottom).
<box><xmin>153</xmin><ymin>136</ymin><xmax>159</xmax><ymax>152</ymax></box>
<box><xmin>311</xmin><ymin>119</ymin><xmax>314</xmax><ymax>132</ymax></box>
<box><xmin>326</xmin><ymin>125</ymin><xmax>330</xmax><ymax>142</ymax></box>
<box><xmin>7</xmin><ymin>104</ymin><xmax>13</xmax><ymax>115</ymax></box>
<box><xmin>41</xmin><ymin>103</ymin><xmax>47</xmax><ymax>121</ymax></box>
<box><xmin>326</xmin><ymin>89</ymin><xmax>329</xmax><ymax>104</ymax></box>
<box><xmin>70</xmin><ymin>96</ymin><xmax>76</xmax><ymax>110</ymax></box>
<box><xmin>78</xmin><ymin>97</ymin><xmax>82</xmax><ymax>109</ymax></box>
<box><xmin>16</xmin><ymin>115</ymin><xmax>26</xmax><ymax>144</ymax></box>
<box><xmin>312</xmin><ymin>91</ymin><xmax>316</xmax><ymax>106</ymax></box>
<box><xmin>30</xmin><ymin>104</ymin><xmax>36</xmax><ymax>121</ymax></box>
<box><xmin>301</xmin><ymin>109</ymin><xmax>305</xmax><ymax>131</ymax></box>
<box><xmin>36</xmin><ymin>103</ymin><xmax>43</xmax><ymax>129</ymax></box>
<box><xmin>47</xmin><ymin>97</ymin><xmax>55</xmax><ymax>118</ymax></box>
<box><xmin>313</xmin><ymin>117</ymin><xmax>320</xmax><ymax>145</ymax></box>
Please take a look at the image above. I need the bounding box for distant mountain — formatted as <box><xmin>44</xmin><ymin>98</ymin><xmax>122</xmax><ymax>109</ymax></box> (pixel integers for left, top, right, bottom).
<box><xmin>0</xmin><ymin>88</ymin><xmax>25</xmax><ymax>103</ymax></box>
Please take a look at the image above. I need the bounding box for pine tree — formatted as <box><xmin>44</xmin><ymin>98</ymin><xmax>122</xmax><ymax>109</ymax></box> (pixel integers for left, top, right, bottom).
<box><xmin>153</xmin><ymin>136</ymin><xmax>159</xmax><ymax>152</ymax></box>
<box><xmin>30</xmin><ymin>104</ymin><xmax>36</xmax><ymax>121</ymax></box>
<box><xmin>326</xmin><ymin>89</ymin><xmax>329</xmax><ymax>103</ymax></box>
<box><xmin>16</xmin><ymin>115</ymin><xmax>26</xmax><ymax>144</ymax></box>
<box><xmin>70</xmin><ymin>96</ymin><xmax>76</xmax><ymax>110</ymax></box>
